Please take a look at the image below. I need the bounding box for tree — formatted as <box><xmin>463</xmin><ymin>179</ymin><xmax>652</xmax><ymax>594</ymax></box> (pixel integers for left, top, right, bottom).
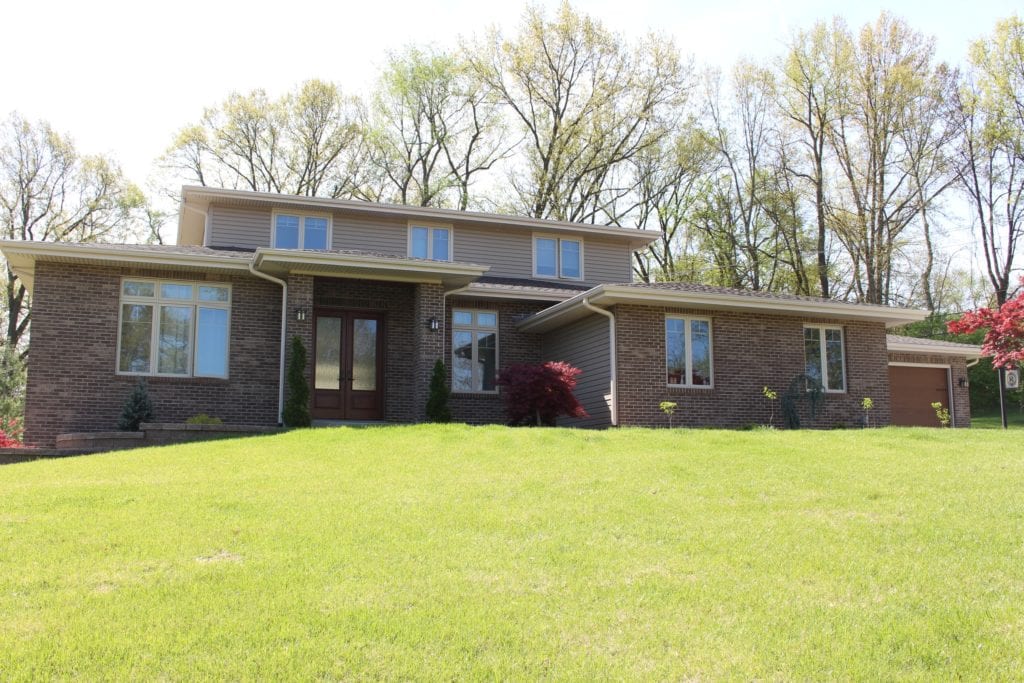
<box><xmin>366</xmin><ymin>47</ymin><xmax>508</xmax><ymax>209</ymax></box>
<box><xmin>0</xmin><ymin>342</ymin><xmax>25</xmax><ymax>422</ymax></box>
<box><xmin>496</xmin><ymin>361</ymin><xmax>587</xmax><ymax>426</ymax></box>
<box><xmin>950</xmin><ymin>16</ymin><xmax>1024</xmax><ymax>306</ymax></box>
<box><xmin>164</xmin><ymin>80</ymin><xmax>368</xmax><ymax>199</ymax></box>
<box><xmin>1</xmin><ymin>113</ymin><xmax>143</xmax><ymax>352</ymax></box>
<box><xmin>947</xmin><ymin>276</ymin><xmax>1024</xmax><ymax>369</ymax></box>
<box><xmin>425</xmin><ymin>359</ymin><xmax>452</xmax><ymax>422</ymax></box>
<box><xmin>283</xmin><ymin>336</ymin><xmax>311</xmax><ymax>427</ymax></box>
<box><xmin>118</xmin><ymin>379</ymin><xmax>154</xmax><ymax>431</ymax></box>
<box><xmin>466</xmin><ymin>1</ymin><xmax>689</xmax><ymax>223</ymax></box>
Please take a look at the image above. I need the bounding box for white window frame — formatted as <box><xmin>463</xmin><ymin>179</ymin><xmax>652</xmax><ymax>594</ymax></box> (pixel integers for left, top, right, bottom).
<box><xmin>116</xmin><ymin>277</ymin><xmax>232</xmax><ymax>379</ymax></box>
<box><xmin>451</xmin><ymin>309</ymin><xmax>499</xmax><ymax>394</ymax></box>
<box><xmin>271</xmin><ymin>210</ymin><xmax>333</xmax><ymax>250</ymax></box>
<box><xmin>804</xmin><ymin>324</ymin><xmax>847</xmax><ymax>393</ymax></box>
<box><xmin>407</xmin><ymin>222</ymin><xmax>453</xmax><ymax>262</ymax></box>
<box><xmin>532</xmin><ymin>234</ymin><xmax>584</xmax><ymax>281</ymax></box>
<box><xmin>665</xmin><ymin>315</ymin><xmax>714</xmax><ymax>389</ymax></box>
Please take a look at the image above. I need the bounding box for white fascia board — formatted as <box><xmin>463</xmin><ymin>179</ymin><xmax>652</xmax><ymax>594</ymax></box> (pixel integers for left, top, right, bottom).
<box><xmin>0</xmin><ymin>240</ymin><xmax>252</xmax><ymax>271</ymax></box>
<box><xmin>453</xmin><ymin>286</ymin><xmax>576</xmax><ymax>302</ymax></box>
<box><xmin>253</xmin><ymin>248</ymin><xmax>489</xmax><ymax>278</ymax></box>
<box><xmin>886</xmin><ymin>341</ymin><xmax>982</xmax><ymax>358</ymax></box>
<box><xmin>182</xmin><ymin>186</ymin><xmax>661</xmax><ymax>244</ymax></box>
<box><xmin>518</xmin><ymin>284</ymin><xmax>929</xmax><ymax>332</ymax></box>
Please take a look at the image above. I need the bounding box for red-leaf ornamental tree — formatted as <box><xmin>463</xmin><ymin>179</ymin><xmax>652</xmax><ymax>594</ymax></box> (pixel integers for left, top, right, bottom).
<box><xmin>496</xmin><ymin>361</ymin><xmax>587</xmax><ymax>426</ymax></box>
<box><xmin>947</xmin><ymin>277</ymin><xmax>1024</xmax><ymax>369</ymax></box>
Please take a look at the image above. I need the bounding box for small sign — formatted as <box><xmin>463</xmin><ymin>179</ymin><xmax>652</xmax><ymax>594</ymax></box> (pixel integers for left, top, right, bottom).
<box><xmin>1006</xmin><ymin>369</ymin><xmax>1021</xmax><ymax>390</ymax></box>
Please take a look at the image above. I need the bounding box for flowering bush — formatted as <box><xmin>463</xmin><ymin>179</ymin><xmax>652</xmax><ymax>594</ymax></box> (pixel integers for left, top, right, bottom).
<box><xmin>0</xmin><ymin>417</ymin><xmax>24</xmax><ymax>448</ymax></box>
<box><xmin>496</xmin><ymin>361</ymin><xmax>587</xmax><ymax>426</ymax></box>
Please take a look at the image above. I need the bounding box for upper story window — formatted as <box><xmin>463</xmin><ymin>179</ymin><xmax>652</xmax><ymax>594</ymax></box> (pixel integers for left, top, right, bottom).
<box><xmin>118</xmin><ymin>279</ymin><xmax>231</xmax><ymax>378</ymax></box>
<box><xmin>804</xmin><ymin>325</ymin><xmax>846</xmax><ymax>392</ymax></box>
<box><xmin>409</xmin><ymin>224</ymin><xmax>451</xmax><ymax>261</ymax></box>
<box><xmin>534</xmin><ymin>235</ymin><xmax>582</xmax><ymax>280</ymax></box>
<box><xmin>273</xmin><ymin>212</ymin><xmax>331</xmax><ymax>250</ymax></box>
<box><xmin>666</xmin><ymin>316</ymin><xmax>713</xmax><ymax>388</ymax></box>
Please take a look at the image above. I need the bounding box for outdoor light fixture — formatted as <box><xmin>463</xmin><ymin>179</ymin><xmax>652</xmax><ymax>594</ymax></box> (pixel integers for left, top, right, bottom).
<box><xmin>295</xmin><ymin>307</ymin><xmax>308</xmax><ymax>322</ymax></box>
<box><xmin>428</xmin><ymin>317</ymin><xmax>439</xmax><ymax>332</ymax></box>
<box><xmin>958</xmin><ymin>377</ymin><xmax>968</xmax><ymax>388</ymax></box>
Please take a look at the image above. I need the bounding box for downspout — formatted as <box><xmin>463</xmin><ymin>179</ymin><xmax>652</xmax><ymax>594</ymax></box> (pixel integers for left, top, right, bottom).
<box><xmin>966</xmin><ymin>359</ymin><xmax>980</xmax><ymax>369</ymax></box>
<box><xmin>249</xmin><ymin>258</ymin><xmax>288</xmax><ymax>426</ymax></box>
<box><xmin>580</xmin><ymin>298</ymin><xmax>618</xmax><ymax>427</ymax></box>
<box><xmin>440</xmin><ymin>284</ymin><xmax>471</xmax><ymax>360</ymax></box>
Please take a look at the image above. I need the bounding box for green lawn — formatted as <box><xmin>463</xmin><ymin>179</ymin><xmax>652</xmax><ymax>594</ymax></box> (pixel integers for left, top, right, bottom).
<box><xmin>1</xmin><ymin>426</ymin><xmax>1022</xmax><ymax>680</ymax></box>
<box><xmin>972</xmin><ymin>408</ymin><xmax>1024</xmax><ymax>429</ymax></box>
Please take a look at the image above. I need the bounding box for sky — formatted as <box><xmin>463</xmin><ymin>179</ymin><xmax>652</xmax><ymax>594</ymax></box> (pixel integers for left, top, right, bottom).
<box><xmin>1</xmin><ymin>0</ymin><xmax>1019</xmax><ymax>193</ymax></box>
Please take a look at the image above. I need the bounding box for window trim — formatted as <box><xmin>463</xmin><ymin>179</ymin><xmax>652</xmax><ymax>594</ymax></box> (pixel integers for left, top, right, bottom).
<box><xmin>803</xmin><ymin>324</ymin><xmax>847</xmax><ymax>393</ymax></box>
<box><xmin>407</xmin><ymin>221</ymin><xmax>454</xmax><ymax>262</ymax></box>
<box><xmin>665</xmin><ymin>315</ymin><xmax>714</xmax><ymax>389</ymax></box>
<box><xmin>271</xmin><ymin>210</ymin><xmax>333</xmax><ymax>250</ymax></box>
<box><xmin>116</xmin><ymin>277</ymin><xmax>232</xmax><ymax>379</ymax></box>
<box><xmin>451</xmin><ymin>308</ymin><xmax>499</xmax><ymax>394</ymax></box>
<box><xmin>532</xmin><ymin>234</ymin><xmax>584</xmax><ymax>281</ymax></box>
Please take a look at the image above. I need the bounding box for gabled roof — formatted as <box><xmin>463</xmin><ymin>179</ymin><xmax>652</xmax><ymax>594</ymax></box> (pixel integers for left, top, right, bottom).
<box><xmin>518</xmin><ymin>282</ymin><xmax>929</xmax><ymax>332</ymax></box>
<box><xmin>886</xmin><ymin>334</ymin><xmax>982</xmax><ymax>359</ymax></box>
<box><xmin>178</xmin><ymin>185</ymin><xmax>660</xmax><ymax>250</ymax></box>
<box><xmin>450</xmin><ymin>276</ymin><xmax>590</xmax><ymax>302</ymax></box>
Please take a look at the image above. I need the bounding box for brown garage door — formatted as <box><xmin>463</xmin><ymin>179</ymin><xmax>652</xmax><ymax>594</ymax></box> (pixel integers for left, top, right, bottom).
<box><xmin>889</xmin><ymin>365</ymin><xmax>950</xmax><ymax>427</ymax></box>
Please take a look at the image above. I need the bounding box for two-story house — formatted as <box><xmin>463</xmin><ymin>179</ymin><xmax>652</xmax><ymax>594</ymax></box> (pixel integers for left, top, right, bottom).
<box><xmin>1</xmin><ymin>186</ymin><xmax>981</xmax><ymax>447</ymax></box>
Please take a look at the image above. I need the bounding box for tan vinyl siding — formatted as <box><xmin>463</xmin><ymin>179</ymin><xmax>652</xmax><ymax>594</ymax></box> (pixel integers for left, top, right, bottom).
<box><xmin>541</xmin><ymin>314</ymin><xmax>613</xmax><ymax>427</ymax></box>
<box><xmin>206</xmin><ymin>203</ymin><xmax>637</xmax><ymax>283</ymax></box>
<box><xmin>333</xmin><ymin>212</ymin><xmax>408</xmax><ymax>253</ymax></box>
<box><xmin>208</xmin><ymin>206</ymin><xmax>272</xmax><ymax>249</ymax></box>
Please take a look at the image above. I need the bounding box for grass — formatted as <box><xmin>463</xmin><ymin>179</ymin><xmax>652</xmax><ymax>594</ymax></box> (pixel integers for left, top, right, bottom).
<box><xmin>972</xmin><ymin>408</ymin><xmax>1024</xmax><ymax>429</ymax></box>
<box><xmin>1</xmin><ymin>425</ymin><xmax>1022</xmax><ymax>680</ymax></box>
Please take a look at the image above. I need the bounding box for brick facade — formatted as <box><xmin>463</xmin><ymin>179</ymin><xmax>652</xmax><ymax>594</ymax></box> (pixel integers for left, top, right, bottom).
<box><xmin>24</xmin><ymin>262</ymin><xmax>281</xmax><ymax>448</ymax></box>
<box><xmin>613</xmin><ymin>304</ymin><xmax>892</xmax><ymax>429</ymax></box>
<box><xmin>887</xmin><ymin>351</ymin><xmax>972</xmax><ymax>428</ymax></box>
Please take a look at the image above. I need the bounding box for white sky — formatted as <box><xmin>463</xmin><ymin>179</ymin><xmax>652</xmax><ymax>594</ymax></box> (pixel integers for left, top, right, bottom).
<box><xmin>1</xmin><ymin>0</ymin><xmax>1018</xmax><ymax>190</ymax></box>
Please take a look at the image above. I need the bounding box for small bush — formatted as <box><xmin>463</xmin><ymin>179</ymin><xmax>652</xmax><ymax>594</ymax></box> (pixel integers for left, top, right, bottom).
<box><xmin>118</xmin><ymin>379</ymin><xmax>154</xmax><ymax>431</ymax></box>
<box><xmin>186</xmin><ymin>414</ymin><xmax>223</xmax><ymax>425</ymax></box>
<box><xmin>0</xmin><ymin>417</ymin><xmax>24</xmax><ymax>448</ymax></box>
<box><xmin>283</xmin><ymin>336</ymin><xmax>311</xmax><ymax>428</ymax></box>
<box><xmin>426</xmin><ymin>359</ymin><xmax>452</xmax><ymax>423</ymax></box>
<box><xmin>931</xmin><ymin>401</ymin><xmax>951</xmax><ymax>428</ymax></box>
<box><xmin>496</xmin><ymin>361</ymin><xmax>587</xmax><ymax>426</ymax></box>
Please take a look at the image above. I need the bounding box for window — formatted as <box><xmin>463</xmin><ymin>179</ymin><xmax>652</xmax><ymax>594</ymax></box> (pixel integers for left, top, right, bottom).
<box><xmin>409</xmin><ymin>225</ymin><xmax>451</xmax><ymax>261</ymax></box>
<box><xmin>452</xmin><ymin>310</ymin><xmax>498</xmax><ymax>393</ymax></box>
<box><xmin>534</xmin><ymin>236</ymin><xmax>582</xmax><ymax>280</ymax></box>
<box><xmin>118</xmin><ymin>279</ymin><xmax>231</xmax><ymax>378</ymax></box>
<box><xmin>804</xmin><ymin>325</ymin><xmax>846</xmax><ymax>392</ymax></box>
<box><xmin>666</xmin><ymin>316</ymin><xmax>713</xmax><ymax>387</ymax></box>
<box><xmin>273</xmin><ymin>212</ymin><xmax>330</xmax><ymax>250</ymax></box>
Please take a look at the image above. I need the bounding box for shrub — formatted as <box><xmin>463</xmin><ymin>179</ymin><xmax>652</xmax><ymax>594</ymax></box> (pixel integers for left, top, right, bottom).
<box><xmin>0</xmin><ymin>343</ymin><xmax>25</xmax><ymax>424</ymax></box>
<box><xmin>283</xmin><ymin>336</ymin><xmax>311</xmax><ymax>428</ymax></box>
<box><xmin>118</xmin><ymin>379</ymin><xmax>154</xmax><ymax>431</ymax></box>
<box><xmin>659</xmin><ymin>401</ymin><xmax>678</xmax><ymax>428</ymax></box>
<box><xmin>496</xmin><ymin>361</ymin><xmax>587</xmax><ymax>426</ymax></box>
<box><xmin>0</xmin><ymin>417</ymin><xmax>24</xmax><ymax>448</ymax></box>
<box><xmin>425</xmin><ymin>359</ymin><xmax>452</xmax><ymax>423</ymax></box>
<box><xmin>186</xmin><ymin>414</ymin><xmax>223</xmax><ymax>425</ymax></box>
<box><xmin>931</xmin><ymin>401</ymin><xmax>951</xmax><ymax>428</ymax></box>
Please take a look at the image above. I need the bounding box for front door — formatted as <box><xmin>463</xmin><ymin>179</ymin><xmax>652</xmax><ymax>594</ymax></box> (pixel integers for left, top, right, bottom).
<box><xmin>312</xmin><ymin>311</ymin><xmax>384</xmax><ymax>420</ymax></box>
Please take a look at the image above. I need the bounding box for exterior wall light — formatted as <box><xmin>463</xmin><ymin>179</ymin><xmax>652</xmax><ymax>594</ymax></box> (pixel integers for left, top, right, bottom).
<box><xmin>428</xmin><ymin>317</ymin><xmax>439</xmax><ymax>332</ymax></box>
<box><xmin>295</xmin><ymin>307</ymin><xmax>308</xmax><ymax>322</ymax></box>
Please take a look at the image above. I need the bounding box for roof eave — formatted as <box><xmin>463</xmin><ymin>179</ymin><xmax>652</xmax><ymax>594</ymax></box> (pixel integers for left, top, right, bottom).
<box><xmin>518</xmin><ymin>285</ymin><xmax>929</xmax><ymax>332</ymax></box>
<box><xmin>887</xmin><ymin>341</ymin><xmax>983</xmax><ymax>358</ymax></box>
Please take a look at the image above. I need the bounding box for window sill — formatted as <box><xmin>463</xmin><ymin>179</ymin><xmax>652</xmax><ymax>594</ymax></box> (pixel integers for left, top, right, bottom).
<box><xmin>667</xmin><ymin>384</ymin><xmax>715</xmax><ymax>393</ymax></box>
<box><xmin>451</xmin><ymin>391</ymin><xmax>500</xmax><ymax>397</ymax></box>
<box><xmin>116</xmin><ymin>374</ymin><xmax>230</xmax><ymax>383</ymax></box>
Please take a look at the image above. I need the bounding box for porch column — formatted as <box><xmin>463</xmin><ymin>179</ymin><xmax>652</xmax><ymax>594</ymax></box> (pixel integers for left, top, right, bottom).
<box><xmin>413</xmin><ymin>283</ymin><xmax>445</xmax><ymax>421</ymax></box>
<box><xmin>284</xmin><ymin>274</ymin><xmax>314</xmax><ymax>410</ymax></box>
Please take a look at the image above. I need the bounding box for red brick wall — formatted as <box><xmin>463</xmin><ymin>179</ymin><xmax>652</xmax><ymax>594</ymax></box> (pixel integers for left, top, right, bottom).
<box><xmin>887</xmin><ymin>352</ymin><xmax>972</xmax><ymax>427</ymax></box>
<box><xmin>445</xmin><ymin>298</ymin><xmax>548</xmax><ymax>424</ymax></box>
<box><xmin>613</xmin><ymin>304</ymin><xmax>892</xmax><ymax>428</ymax></box>
<box><xmin>25</xmin><ymin>262</ymin><xmax>281</xmax><ymax>447</ymax></box>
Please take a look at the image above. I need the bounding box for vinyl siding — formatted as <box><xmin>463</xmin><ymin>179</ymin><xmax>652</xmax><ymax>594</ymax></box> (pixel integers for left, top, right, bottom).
<box><xmin>541</xmin><ymin>314</ymin><xmax>613</xmax><ymax>427</ymax></box>
<box><xmin>207</xmin><ymin>206</ymin><xmax>272</xmax><ymax>250</ymax></box>
<box><xmin>206</xmin><ymin>203</ymin><xmax>636</xmax><ymax>283</ymax></box>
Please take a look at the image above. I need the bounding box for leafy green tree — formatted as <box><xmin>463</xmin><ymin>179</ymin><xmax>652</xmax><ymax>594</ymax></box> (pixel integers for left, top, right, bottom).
<box><xmin>0</xmin><ymin>342</ymin><xmax>25</xmax><ymax>422</ymax></box>
<box><xmin>425</xmin><ymin>359</ymin><xmax>452</xmax><ymax>423</ymax></box>
<box><xmin>118</xmin><ymin>379</ymin><xmax>154</xmax><ymax>431</ymax></box>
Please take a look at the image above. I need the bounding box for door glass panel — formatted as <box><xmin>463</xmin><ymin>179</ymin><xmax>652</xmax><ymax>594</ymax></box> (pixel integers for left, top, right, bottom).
<box><xmin>352</xmin><ymin>319</ymin><xmax>378</xmax><ymax>391</ymax></box>
<box><xmin>316</xmin><ymin>317</ymin><xmax>342</xmax><ymax>390</ymax></box>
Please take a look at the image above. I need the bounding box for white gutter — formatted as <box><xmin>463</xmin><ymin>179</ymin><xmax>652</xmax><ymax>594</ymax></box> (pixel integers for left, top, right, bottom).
<box><xmin>248</xmin><ymin>262</ymin><xmax>288</xmax><ymax>426</ymax></box>
<box><xmin>581</xmin><ymin>297</ymin><xmax>618</xmax><ymax>427</ymax></box>
<box><xmin>967</xmin><ymin>359</ymin><xmax>981</xmax><ymax>368</ymax></box>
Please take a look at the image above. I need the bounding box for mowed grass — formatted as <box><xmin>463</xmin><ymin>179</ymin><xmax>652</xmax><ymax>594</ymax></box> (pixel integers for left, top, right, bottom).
<box><xmin>1</xmin><ymin>426</ymin><xmax>1023</xmax><ymax>680</ymax></box>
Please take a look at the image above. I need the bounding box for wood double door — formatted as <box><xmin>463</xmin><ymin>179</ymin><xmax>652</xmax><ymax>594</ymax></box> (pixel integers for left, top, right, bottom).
<box><xmin>312</xmin><ymin>310</ymin><xmax>384</xmax><ymax>420</ymax></box>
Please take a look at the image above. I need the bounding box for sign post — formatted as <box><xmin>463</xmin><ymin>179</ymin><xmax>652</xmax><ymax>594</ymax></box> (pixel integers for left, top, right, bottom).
<box><xmin>1004</xmin><ymin>368</ymin><xmax>1021</xmax><ymax>430</ymax></box>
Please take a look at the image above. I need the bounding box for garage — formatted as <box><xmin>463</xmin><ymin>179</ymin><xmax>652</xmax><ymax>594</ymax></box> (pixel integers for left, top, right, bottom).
<box><xmin>888</xmin><ymin>364</ymin><xmax>951</xmax><ymax>427</ymax></box>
